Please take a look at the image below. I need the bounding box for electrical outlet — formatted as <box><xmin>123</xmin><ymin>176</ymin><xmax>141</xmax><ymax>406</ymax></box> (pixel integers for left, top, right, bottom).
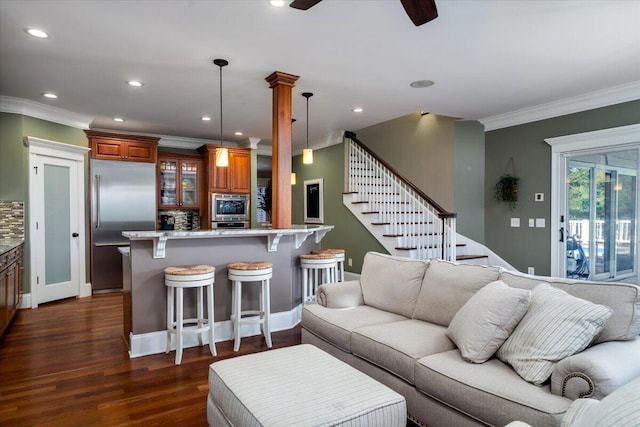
<box><xmin>535</xmin><ymin>193</ymin><xmax>544</xmax><ymax>202</ymax></box>
<box><xmin>527</xmin><ymin>267</ymin><xmax>535</xmax><ymax>275</ymax></box>
<box><xmin>348</xmin><ymin>258</ymin><xmax>353</xmax><ymax>267</ymax></box>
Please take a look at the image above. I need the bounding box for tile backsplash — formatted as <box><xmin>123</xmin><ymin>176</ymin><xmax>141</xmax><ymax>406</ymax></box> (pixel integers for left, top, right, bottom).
<box><xmin>0</xmin><ymin>201</ymin><xmax>25</xmax><ymax>241</ymax></box>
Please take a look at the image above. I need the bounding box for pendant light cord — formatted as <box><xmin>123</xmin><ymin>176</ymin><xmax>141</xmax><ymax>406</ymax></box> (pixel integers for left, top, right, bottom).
<box><xmin>302</xmin><ymin>92</ymin><xmax>313</xmax><ymax>149</ymax></box>
<box><xmin>213</xmin><ymin>59</ymin><xmax>229</xmax><ymax>148</ymax></box>
<box><xmin>219</xmin><ymin>63</ymin><xmax>223</xmax><ymax>148</ymax></box>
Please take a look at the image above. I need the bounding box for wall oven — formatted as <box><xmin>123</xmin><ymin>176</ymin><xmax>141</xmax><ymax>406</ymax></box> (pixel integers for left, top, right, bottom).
<box><xmin>211</xmin><ymin>193</ymin><xmax>249</xmax><ymax>228</ymax></box>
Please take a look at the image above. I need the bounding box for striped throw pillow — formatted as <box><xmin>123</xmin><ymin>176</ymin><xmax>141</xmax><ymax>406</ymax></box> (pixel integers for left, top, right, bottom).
<box><xmin>496</xmin><ymin>283</ymin><xmax>612</xmax><ymax>385</ymax></box>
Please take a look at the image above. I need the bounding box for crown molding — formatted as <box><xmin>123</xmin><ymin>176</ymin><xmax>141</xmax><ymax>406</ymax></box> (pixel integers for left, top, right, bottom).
<box><xmin>480</xmin><ymin>81</ymin><xmax>640</xmax><ymax>132</ymax></box>
<box><xmin>0</xmin><ymin>96</ymin><xmax>93</xmax><ymax>129</ymax></box>
<box><xmin>90</xmin><ymin>127</ymin><xmax>235</xmax><ymax>150</ymax></box>
<box><xmin>545</xmin><ymin>123</ymin><xmax>640</xmax><ymax>153</ymax></box>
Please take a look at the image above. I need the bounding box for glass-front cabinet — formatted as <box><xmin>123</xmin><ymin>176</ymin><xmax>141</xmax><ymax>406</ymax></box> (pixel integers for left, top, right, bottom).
<box><xmin>158</xmin><ymin>154</ymin><xmax>203</xmax><ymax>210</ymax></box>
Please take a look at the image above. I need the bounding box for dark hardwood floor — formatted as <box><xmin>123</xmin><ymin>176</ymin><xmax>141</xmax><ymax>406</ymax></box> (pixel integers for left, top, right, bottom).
<box><xmin>0</xmin><ymin>293</ymin><xmax>301</xmax><ymax>426</ymax></box>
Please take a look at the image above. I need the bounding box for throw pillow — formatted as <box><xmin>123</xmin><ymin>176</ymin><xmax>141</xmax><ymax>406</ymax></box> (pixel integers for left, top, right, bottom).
<box><xmin>446</xmin><ymin>280</ymin><xmax>531</xmax><ymax>363</ymax></box>
<box><xmin>496</xmin><ymin>283</ymin><xmax>612</xmax><ymax>385</ymax></box>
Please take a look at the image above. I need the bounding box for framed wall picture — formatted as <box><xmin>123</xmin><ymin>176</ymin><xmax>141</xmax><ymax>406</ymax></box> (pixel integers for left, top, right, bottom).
<box><xmin>304</xmin><ymin>178</ymin><xmax>324</xmax><ymax>224</ymax></box>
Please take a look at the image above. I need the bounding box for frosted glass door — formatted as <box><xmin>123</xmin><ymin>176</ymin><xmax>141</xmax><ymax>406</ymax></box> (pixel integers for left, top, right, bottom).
<box><xmin>36</xmin><ymin>156</ymin><xmax>80</xmax><ymax>304</ymax></box>
<box><xmin>44</xmin><ymin>165</ymin><xmax>71</xmax><ymax>284</ymax></box>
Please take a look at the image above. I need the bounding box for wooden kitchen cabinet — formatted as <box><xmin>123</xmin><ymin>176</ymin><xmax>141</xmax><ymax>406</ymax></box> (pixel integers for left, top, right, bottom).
<box><xmin>85</xmin><ymin>130</ymin><xmax>159</xmax><ymax>163</ymax></box>
<box><xmin>199</xmin><ymin>145</ymin><xmax>251</xmax><ymax>228</ymax></box>
<box><xmin>201</xmin><ymin>146</ymin><xmax>251</xmax><ymax>194</ymax></box>
<box><xmin>158</xmin><ymin>153</ymin><xmax>204</xmax><ymax>210</ymax></box>
<box><xmin>1</xmin><ymin>243</ymin><xmax>23</xmax><ymax>337</ymax></box>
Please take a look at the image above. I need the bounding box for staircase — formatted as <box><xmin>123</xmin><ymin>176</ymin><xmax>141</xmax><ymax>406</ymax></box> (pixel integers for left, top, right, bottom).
<box><xmin>343</xmin><ymin>132</ymin><xmax>490</xmax><ymax>265</ymax></box>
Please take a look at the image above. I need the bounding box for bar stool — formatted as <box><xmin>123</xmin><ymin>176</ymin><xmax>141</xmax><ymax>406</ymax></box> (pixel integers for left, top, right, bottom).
<box><xmin>312</xmin><ymin>248</ymin><xmax>346</xmax><ymax>282</ymax></box>
<box><xmin>228</xmin><ymin>261</ymin><xmax>273</xmax><ymax>352</ymax></box>
<box><xmin>300</xmin><ymin>253</ymin><xmax>337</xmax><ymax>304</ymax></box>
<box><xmin>164</xmin><ymin>264</ymin><xmax>216</xmax><ymax>365</ymax></box>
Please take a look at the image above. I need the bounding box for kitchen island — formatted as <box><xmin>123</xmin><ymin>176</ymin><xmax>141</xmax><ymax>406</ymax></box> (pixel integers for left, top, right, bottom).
<box><xmin>122</xmin><ymin>225</ymin><xmax>333</xmax><ymax>357</ymax></box>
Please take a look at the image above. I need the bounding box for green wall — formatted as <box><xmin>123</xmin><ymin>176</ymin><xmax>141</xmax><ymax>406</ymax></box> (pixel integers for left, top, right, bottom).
<box><xmin>0</xmin><ymin>113</ymin><xmax>89</xmax><ymax>293</ymax></box>
<box><xmin>454</xmin><ymin>120</ymin><xmax>485</xmax><ymax>243</ymax></box>
<box><xmin>485</xmin><ymin>100</ymin><xmax>640</xmax><ymax>275</ymax></box>
<box><xmin>292</xmin><ymin>143</ymin><xmax>386</xmax><ymax>273</ymax></box>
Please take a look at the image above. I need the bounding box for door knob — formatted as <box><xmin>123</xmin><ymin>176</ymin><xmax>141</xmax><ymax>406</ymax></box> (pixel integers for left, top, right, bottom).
<box><xmin>72</xmin><ymin>232</ymin><xmax>79</xmax><ymax>237</ymax></box>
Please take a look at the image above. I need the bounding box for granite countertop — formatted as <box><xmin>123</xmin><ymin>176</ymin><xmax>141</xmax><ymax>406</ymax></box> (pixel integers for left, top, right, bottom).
<box><xmin>0</xmin><ymin>239</ymin><xmax>24</xmax><ymax>256</ymax></box>
<box><xmin>122</xmin><ymin>225</ymin><xmax>334</xmax><ymax>258</ymax></box>
<box><xmin>122</xmin><ymin>224</ymin><xmax>333</xmax><ymax>239</ymax></box>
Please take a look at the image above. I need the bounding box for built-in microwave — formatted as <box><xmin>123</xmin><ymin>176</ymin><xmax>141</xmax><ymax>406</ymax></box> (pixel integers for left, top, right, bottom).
<box><xmin>212</xmin><ymin>193</ymin><xmax>250</xmax><ymax>223</ymax></box>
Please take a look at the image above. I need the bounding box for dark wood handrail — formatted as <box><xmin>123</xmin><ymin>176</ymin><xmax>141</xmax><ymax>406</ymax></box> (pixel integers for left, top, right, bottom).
<box><xmin>345</xmin><ymin>131</ymin><xmax>457</xmax><ymax>219</ymax></box>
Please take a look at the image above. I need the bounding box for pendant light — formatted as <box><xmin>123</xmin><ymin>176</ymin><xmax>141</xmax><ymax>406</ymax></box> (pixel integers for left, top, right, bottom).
<box><xmin>213</xmin><ymin>58</ymin><xmax>229</xmax><ymax>167</ymax></box>
<box><xmin>302</xmin><ymin>92</ymin><xmax>313</xmax><ymax>164</ymax></box>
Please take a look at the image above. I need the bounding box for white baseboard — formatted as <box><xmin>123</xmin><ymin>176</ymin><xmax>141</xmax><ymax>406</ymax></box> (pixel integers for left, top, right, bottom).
<box><xmin>129</xmin><ymin>304</ymin><xmax>303</xmax><ymax>358</ymax></box>
<box><xmin>80</xmin><ymin>282</ymin><xmax>92</xmax><ymax>298</ymax></box>
<box><xmin>19</xmin><ymin>293</ymin><xmax>32</xmax><ymax>309</ymax></box>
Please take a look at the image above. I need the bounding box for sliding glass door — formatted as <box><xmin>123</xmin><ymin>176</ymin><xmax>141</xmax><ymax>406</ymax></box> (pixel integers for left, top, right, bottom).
<box><xmin>565</xmin><ymin>149</ymin><xmax>637</xmax><ymax>281</ymax></box>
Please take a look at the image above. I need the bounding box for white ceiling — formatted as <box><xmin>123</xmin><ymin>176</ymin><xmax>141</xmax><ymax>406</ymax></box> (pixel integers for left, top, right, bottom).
<box><xmin>1</xmin><ymin>0</ymin><xmax>639</xmax><ymax>151</ymax></box>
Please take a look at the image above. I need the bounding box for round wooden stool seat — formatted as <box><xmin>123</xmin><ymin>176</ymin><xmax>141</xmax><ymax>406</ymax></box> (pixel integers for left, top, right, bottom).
<box><xmin>228</xmin><ymin>261</ymin><xmax>273</xmax><ymax>271</ymax></box>
<box><xmin>312</xmin><ymin>248</ymin><xmax>345</xmax><ymax>255</ymax></box>
<box><xmin>300</xmin><ymin>253</ymin><xmax>336</xmax><ymax>260</ymax></box>
<box><xmin>164</xmin><ymin>264</ymin><xmax>215</xmax><ymax>276</ymax></box>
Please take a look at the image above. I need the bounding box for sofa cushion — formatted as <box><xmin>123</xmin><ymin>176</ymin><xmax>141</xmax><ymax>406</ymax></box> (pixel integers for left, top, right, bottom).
<box><xmin>500</xmin><ymin>270</ymin><xmax>640</xmax><ymax>344</ymax></box>
<box><xmin>415</xmin><ymin>350</ymin><xmax>571</xmax><ymax>427</ymax></box>
<box><xmin>571</xmin><ymin>376</ymin><xmax>640</xmax><ymax>427</ymax></box>
<box><xmin>302</xmin><ymin>304</ymin><xmax>407</xmax><ymax>353</ymax></box>
<box><xmin>497</xmin><ymin>284</ymin><xmax>612</xmax><ymax>385</ymax></box>
<box><xmin>351</xmin><ymin>319</ymin><xmax>455</xmax><ymax>385</ymax></box>
<box><xmin>446</xmin><ymin>280</ymin><xmax>531</xmax><ymax>363</ymax></box>
<box><xmin>359</xmin><ymin>252</ymin><xmax>429</xmax><ymax>318</ymax></box>
<box><xmin>412</xmin><ymin>259</ymin><xmax>501</xmax><ymax>326</ymax></box>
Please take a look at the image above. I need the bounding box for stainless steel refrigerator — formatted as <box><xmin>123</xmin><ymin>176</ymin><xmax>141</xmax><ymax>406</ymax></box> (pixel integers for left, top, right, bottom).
<box><xmin>91</xmin><ymin>160</ymin><xmax>156</xmax><ymax>291</ymax></box>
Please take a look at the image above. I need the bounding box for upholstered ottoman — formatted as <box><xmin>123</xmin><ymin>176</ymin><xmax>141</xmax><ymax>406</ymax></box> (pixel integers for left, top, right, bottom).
<box><xmin>207</xmin><ymin>344</ymin><xmax>406</xmax><ymax>426</ymax></box>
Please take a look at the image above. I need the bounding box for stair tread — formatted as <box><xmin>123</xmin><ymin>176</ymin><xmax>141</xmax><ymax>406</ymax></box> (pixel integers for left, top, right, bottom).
<box><xmin>383</xmin><ymin>233</ymin><xmax>440</xmax><ymax>237</ymax></box>
<box><xmin>362</xmin><ymin>211</ymin><xmax>379</xmax><ymax>214</ymax></box>
<box><xmin>342</xmin><ymin>191</ymin><xmax>358</xmax><ymax>195</ymax></box>
<box><xmin>371</xmin><ymin>222</ymin><xmax>390</xmax><ymax>225</ymax></box>
<box><xmin>394</xmin><ymin>243</ymin><xmax>466</xmax><ymax>250</ymax></box>
<box><xmin>456</xmin><ymin>254</ymin><xmax>489</xmax><ymax>260</ymax></box>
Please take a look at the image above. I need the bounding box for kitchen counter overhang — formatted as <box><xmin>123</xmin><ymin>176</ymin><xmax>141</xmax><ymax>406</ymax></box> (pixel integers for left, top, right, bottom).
<box><xmin>122</xmin><ymin>225</ymin><xmax>333</xmax><ymax>258</ymax></box>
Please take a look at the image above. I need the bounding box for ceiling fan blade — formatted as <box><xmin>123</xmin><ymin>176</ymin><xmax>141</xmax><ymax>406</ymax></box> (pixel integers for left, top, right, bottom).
<box><xmin>289</xmin><ymin>0</ymin><xmax>322</xmax><ymax>10</ymax></box>
<box><xmin>400</xmin><ymin>0</ymin><xmax>438</xmax><ymax>26</ymax></box>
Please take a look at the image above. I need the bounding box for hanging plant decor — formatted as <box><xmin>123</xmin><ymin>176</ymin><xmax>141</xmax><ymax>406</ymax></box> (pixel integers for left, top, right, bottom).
<box><xmin>494</xmin><ymin>174</ymin><xmax>520</xmax><ymax>210</ymax></box>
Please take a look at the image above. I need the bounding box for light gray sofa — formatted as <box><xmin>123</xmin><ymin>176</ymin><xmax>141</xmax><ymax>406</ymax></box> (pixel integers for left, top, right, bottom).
<box><xmin>301</xmin><ymin>252</ymin><xmax>640</xmax><ymax>427</ymax></box>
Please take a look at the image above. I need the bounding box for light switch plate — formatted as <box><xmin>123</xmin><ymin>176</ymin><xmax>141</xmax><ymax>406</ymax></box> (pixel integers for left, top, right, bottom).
<box><xmin>510</xmin><ymin>218</ymin><xmax>520</xmax><ymax>227</ymax></box>
<box><xmin>528</xmin><ymin>218</ymin><xmax>535</xmax><ymax>227</ymax></box>
<box><xmin>527</xmin><ymin>267</ymin><xmax>535</xmax><ymax>275</ymax></box>
<box><xmin>535</xmin><ymin>218</ymin><xmax>545</xmax><ymax>228</ymax></box>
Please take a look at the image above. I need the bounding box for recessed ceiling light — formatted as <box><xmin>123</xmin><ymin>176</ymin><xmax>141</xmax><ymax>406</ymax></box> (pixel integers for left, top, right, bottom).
<box><xmin>42</xmin><ymin>93</ymin><xmax>57</xmax><ymax>99</ymax></box>
<box><xmin>26</xmin><ymin>28</ymin><xmax>48</xmax><ymax>38</ymax></box>
<box><xmin>201</xmin><ymin>116</ymin><xmax>212</xmax><ymax>121</ymax></box>
<box><xmin>113</xmin><ymin>117</ymin><xmax>125</xmax><ymax>122</ymax></box>
<box><xmin>127</xmin><ymin>80</ymin><xmax>144</xmax><ymax>87</ymax></box>
<box><xmin>234</xmin><ymin>131</ymin><xmax>243</xmax><ymax>136</ymax></box>
<box><xmin>410</xmin><ymin>80</ymin><xmax>435</xmax><ymax>88</ymax></box>
<box><xmin>269</xmin><ymin>0</ymin><xmax>286</xmax><ymax>7</ymax></box>
<box><xmin>352</xmin><ymin>107</ymin><xmax>364</xmax><ymax>113</ymax></box>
